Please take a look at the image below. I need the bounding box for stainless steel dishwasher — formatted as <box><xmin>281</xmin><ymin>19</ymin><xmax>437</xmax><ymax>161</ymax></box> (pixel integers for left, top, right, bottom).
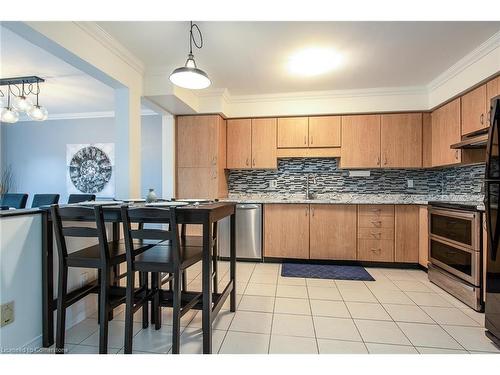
<box><xmin>218</xmin><ymin>203</ymin><xmax>262</xmax><ymax>260</ymax></box>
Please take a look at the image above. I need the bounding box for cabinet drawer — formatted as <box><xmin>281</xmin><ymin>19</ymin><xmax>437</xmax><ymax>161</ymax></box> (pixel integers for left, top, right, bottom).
<box><xmin>358</xmin><ymin>228</ymin><xmax>394</xmax><ymax>240</ymax></box>
<box><xmin>358</xmin><ymin>205</ymin><xmax>394</xmax><ymax>217</ymax></box>
<box><xmin>358</xmin><ymin>214</ymin><xmax>394</xmax><ymax>229</ymax></box>
<box><xmin>358</xmin><ymin>239</ymin><xmax>394</xmax><ymax>262</ymax></box>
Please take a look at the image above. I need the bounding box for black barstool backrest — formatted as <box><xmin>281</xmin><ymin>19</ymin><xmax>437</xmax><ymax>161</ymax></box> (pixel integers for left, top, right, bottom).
<box><xmin>51</xmin><ymin>204</ymin><xmax>110</xmax><ymax>264</ymax></box>
<box><xmin>67</xmin><ymin>194</ymin><xmax>96</xmax><ymax>204</ymax></box>
<box><xmin>0</xmin><ymin>193</ymin><xmax>28</xmax><ymax>209</ymax></box>
<box><xmin>121</xmin><ymin>206</ymin><xmax>180</xmax><ymax>267</ymax></box>
<box><xmin>32</xmin><ymin>194</ymin><xmax>60</xmax><ymax>208</ymax></box>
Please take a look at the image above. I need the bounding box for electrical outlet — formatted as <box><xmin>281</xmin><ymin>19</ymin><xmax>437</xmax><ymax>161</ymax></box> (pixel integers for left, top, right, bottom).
<box><xmin>407</xmin><ymin>179</ymin><xmax>414</xmax><ymax>188</ymax></box>
<box><xmin>269</xmin><ymin>180</ymin><xmax>277</xmax><ymax>189</ymax></box>
<box><xmin>1</xmin><ymin>301</ymin><xmax>15</xmax><ymax>327</ymax></box>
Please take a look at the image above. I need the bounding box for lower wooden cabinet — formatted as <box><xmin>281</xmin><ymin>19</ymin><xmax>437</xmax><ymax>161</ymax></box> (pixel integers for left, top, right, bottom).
<box><xmin>310</xmin><ymin>205</ymin><xmax>357</xmax><ymax>260</ymax></box>
<box><xmin>395</xmin><ymin>205</ymin><xmax>419</xmax><ymax>263</ymax></box>
<box><xmin>357</xmin><ymin>205</ymin><xmax>395</xmax><ymax>262</ymax></box>
<box><xmin>358</xmin><ymin>239</ymin><xmax>394</xmax><ymax>262</ymax></box>
<box><xmin>264</xmin><ymin>204</ymin><xmax>310</xmax><ymax>259</ymax></box>
<box><xmin>418</xmin><ymin>205</ymin><xmax>429</xmax><ymax>268</ymax></box>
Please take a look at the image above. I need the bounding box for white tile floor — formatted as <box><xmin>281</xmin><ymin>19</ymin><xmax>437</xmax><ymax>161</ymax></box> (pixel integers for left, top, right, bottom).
<box><xmin>53</xmin><ymin>261</ymin><xmax>500</xmax><ymax>354</ymax></box>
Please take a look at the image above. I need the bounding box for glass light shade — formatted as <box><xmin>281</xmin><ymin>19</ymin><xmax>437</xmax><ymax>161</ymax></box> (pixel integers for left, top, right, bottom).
<box><xmin>12</xmin><ymin>95</ymin><xmax>34</xmax><ymax>112</ymax></box>
<box><xmin>169</xmin><ymin>66</ymin><xmax>211</xmax><ymax>89</ymax></box>
<box><xmin>28</xmin><ymin>105</ymin><xmax>48</xmax><ymax>121</ymax></box>
<box><xmin>1</xmin><ymin>107</ymin><xmax>20</xmax><ymax>123</ymax></box>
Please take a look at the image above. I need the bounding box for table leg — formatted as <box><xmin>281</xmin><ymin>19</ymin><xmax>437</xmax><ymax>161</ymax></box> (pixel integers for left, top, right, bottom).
<box><xmin>230</xmin><ymin>213</ymin><xmax>236</xmax><ymax>312</ymax></box>
<box><xmin>202</xmin><ymin>221</ymin><xmax>213</xmax><ymax>354</ymax></box>
<box><xmin>42</xmin><ymin>211</ymin><xmax>54</xmax><ymax>347</ymax></box>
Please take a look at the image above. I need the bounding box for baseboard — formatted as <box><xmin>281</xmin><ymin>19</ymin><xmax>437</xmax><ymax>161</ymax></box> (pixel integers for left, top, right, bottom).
<box><xmin>263</xmin><ymin>257</ymin><xmax>422</xmax><ymax>269</ymax></box>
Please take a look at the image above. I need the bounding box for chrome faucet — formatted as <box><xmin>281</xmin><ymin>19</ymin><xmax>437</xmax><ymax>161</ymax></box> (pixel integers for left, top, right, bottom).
<box><xmin>306</xmin><ymin>174</ymin><xmax>317</xmax><ymax>200</ymax></box>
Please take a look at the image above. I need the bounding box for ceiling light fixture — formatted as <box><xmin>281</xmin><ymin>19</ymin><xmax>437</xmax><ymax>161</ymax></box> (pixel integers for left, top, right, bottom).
<box><xmin>288</xmin><ymin>47</ymin><xmax>343</xmax><ymax>77</ymax></box>
<box><xmin>0</xmin><ymin>76</ymin><xmax>48</xmax><ymax>123</ymax></box>
<box><xmin>169</xmin><ymin>21</ymin><xmax>211</xmax><ymax>90</ymax></box>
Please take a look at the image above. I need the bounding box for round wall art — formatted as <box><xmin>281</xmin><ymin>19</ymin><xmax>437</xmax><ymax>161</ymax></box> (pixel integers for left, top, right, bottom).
<box><xmin>69</xmin><ymin>145</ymin><xmax>113</xmax><ymax>194</ymax></box>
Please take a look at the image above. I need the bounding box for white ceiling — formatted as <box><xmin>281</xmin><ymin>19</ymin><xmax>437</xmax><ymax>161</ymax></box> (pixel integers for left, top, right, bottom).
<box><xmin>0</xmin><ymin>26</ymin><xmax>114</xmax><ymax>117</ymax></box>
<box><xmin>98</xmin><ymin>21</ymin><xmax>500</xmax><ymax>95</ymax></box>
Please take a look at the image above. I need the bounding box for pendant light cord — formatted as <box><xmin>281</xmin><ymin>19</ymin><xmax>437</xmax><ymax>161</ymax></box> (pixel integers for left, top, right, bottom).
<box><xmin>189</xmin><ymin>21</ymin><xmax>204</xmax><ymax>54</ymax></box>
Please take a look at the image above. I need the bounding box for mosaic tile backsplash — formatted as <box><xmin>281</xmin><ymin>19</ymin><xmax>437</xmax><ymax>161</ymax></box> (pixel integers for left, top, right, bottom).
<box><xmin>227</xmin><ymin>158</ymin><xmax>485</xmax><ymax>196</ymax></box>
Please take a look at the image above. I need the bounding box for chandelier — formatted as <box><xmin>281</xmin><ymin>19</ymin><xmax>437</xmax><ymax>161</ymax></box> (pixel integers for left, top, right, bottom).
<box><xmin>0</xmin><ymin>76</ymin><xmax>48</xmax><ymax>123</ymax></box>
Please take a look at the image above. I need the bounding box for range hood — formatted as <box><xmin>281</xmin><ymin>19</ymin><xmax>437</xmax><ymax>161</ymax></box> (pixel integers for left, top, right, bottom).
<box><xmin>451</xmin><ymin>132</ymin><xmax>488</xmax><ymax>149</ymax></box>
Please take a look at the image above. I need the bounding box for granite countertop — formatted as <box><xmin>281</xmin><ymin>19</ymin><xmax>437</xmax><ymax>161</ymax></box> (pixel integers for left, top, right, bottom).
<box><xmin>220</xmin><ymin>193</ymin><xmax>485</xmax><ymax>210</ymax></box>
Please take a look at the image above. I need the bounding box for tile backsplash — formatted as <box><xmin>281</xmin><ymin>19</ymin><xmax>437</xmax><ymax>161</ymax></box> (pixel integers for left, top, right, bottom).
<box><xmin>228</xmin><ymin>158</ymin><xmax>485</xmax><ymax>195</ymax></box>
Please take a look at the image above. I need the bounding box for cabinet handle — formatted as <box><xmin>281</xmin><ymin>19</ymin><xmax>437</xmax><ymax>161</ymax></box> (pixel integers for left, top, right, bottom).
<box><xmin>246</xmin><ymin>158</ymin><xmax>249</xmax><ymax>166</ymax></box>
<box><xmin>370</xmin><ymin>248</ymin><xmax>381</xmax><ymax>254</ymax></box>
<box><xmin>252</xmin><ymin>158</ymin><xmax>256</xmax><ymax>167</ymax></box>
<box><xmin>211</xmin><ymin>156</ymin><xmax>217</xmax><ymax>166</ymax></box>
<box><xmin>305</xmin><ymin>207</ymin><xmax>308</xmax><ymax>216</ymax></box>
<box><xmin>377</xmin><ymin>156</ymin><xmax>381</xmax><ymax>166</ymax></box>
<box><xmin>310</xmin><ymin>136</ymin><xmax>313</xmax><ymax>145</ymax></box>
<box><xmin>312</xmin><ymin>207</ymin><xmax>315</xmax><ymax>217</ymax></box>
<box><xmin>304</xmin><ymin>135</ymin><xmax>307</xmax><ymax>145</ymax></box>
<box><xmin>384</xmin><ymin>154</ymin><xmax>388</xmax><ymax>165</ymax></box>
<box><xmin>487</xmin><ymin>110</ymin><xmax>491</xmax><ymax>124</ymax></box>
<box><xmin>455</xmin><ymin>150</ymin><xmax>459</xmax><ymax>160</ymax></box>
<box><xmin>480</xmin><ymin>113</ymin><xmax>484</xmax><ymax>125</ymax></box>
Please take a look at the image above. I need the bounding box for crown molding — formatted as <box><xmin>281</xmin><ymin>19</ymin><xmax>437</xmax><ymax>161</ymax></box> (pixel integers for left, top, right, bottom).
<box><xmin>427</xmin><ymin>30</ymin><xmax>500</xmax><ymax>92</ymax></box>
<box><xmin>15</xmin><ymin>109</ymin><xmax>158</xmax><ymax>122</ymax></box>
<box><xmin>73</xmin><ymin>22</ymin><xmax>145</xmax><ymax>76</ymax></box>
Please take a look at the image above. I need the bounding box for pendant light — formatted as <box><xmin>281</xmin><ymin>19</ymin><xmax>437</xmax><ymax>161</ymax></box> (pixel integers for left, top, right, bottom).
<box><xmin>169</xmin><ymin>21</ymin><xmax>211</xmax><ymax>90</ymax></box>
<box><xmin>0</xmin><ymin>85</ymin><xmax>19</xmax><ymax>124</ymax></box>
<box><xmin>12</xmin><ymin>83</ymin><xmax>34</xmax><ymax>112</ymax></box>
<box><xmin>27</xmin><ymin>81</ymin><xmax>48</xmax><ymax>121</ymax></box>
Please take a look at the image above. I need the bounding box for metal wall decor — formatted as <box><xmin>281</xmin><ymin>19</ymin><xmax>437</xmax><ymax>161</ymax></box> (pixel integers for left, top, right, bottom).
<box><xmin>66</xmin><ymin>143</ymin><xmax>115</xmax><ymax>197</ymax></box>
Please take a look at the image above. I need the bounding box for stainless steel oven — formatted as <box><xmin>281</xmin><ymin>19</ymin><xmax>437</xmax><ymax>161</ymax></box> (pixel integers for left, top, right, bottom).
<box><xmin>428</xmin><ymin>205</ymin><xmax>483</xmax><ymax>310</ymax></box>
<box><xmin>429</xmin><ymin>208</ymin><xmax>481</xmax><ymax>285</ymax></box>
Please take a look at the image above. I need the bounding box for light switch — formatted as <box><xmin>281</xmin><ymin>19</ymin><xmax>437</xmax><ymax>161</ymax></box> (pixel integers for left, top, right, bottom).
<box><xmin>1</xmin><ymin>301</ymin><xmax>15</xmax><ymax>327</ymax></box>
<box><xmin>407</xmin><ymin>179</ymin><xmax>414</xmax><ymax>188</ymax></box>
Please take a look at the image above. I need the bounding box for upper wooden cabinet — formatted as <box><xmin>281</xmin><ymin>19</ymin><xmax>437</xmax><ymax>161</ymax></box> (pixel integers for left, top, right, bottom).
<box><xmin>226</xmin><ymin>118</ymin><xmax>277</xmax><ymax>169</ymax></box>
<box><xmin>341</xmin><ymin>115</ymin><xmax>381</xmax><ymax>168</ymax></box>
<box><xmin>226</xmin><ymin>119</ymin><xmax>252</xmax><ymax>168</ymax></box>
<box><xmin>251</xmin><ymin>118</ymin><xmax>277</xmax><ymax>169</ymax></box>
<box><xmin>381</xmin><ymin>113</ymin><xmax>422</xmax><ymax>168</ymax></box>
<box><xmin>308</xmin><ymin>116</ymin><xmax>341</xmax><ymax>148</ymax></box>
<box><xmin>487</xmin><ymin>76</ymin><xmax>500</xmax><ymax>126</ymax></box>
<box><xmin>277</xmin><ymin>117</ymin><xmax>309</xmax><ymax>148</ymax></box>
<box><xmin>431</xmin><ymin>98</ymin><xmax>461</xmax><ymax>167</ymax></box>
<box><xmin>176</xmin><ymin>115</ymin><xmax>227</xmax><ymax>198</ymax></box>
<box><xmin>309</xmin><ymin>205</ymin><xmax>357</xmax><ymax>260</ymax></box>
<box><xmin>264</xmin><ymin>204</ymin><xmax>310</xmax><ymax>259</ymax></box>
<box><xmin>461</xmin><ymin>84</ymin><xmax>488</xmax><ymax>136</ymax></box>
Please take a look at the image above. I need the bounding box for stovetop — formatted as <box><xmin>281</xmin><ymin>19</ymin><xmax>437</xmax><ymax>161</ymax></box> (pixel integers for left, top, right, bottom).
<box><xmin>428</xmin><ymin>201</ymin><xmax>483</xmax><ymax>211</ymax></box>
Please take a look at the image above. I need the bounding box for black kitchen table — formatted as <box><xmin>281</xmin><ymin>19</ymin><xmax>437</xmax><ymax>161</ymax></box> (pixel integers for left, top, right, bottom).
<box><xmin>40</xmin><ymin>202</ymin><xmax>236</xmax><ymax>354</ymax></box>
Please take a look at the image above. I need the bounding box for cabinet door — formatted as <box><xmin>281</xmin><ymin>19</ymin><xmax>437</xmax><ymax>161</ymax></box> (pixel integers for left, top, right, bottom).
<box><xmin>252</xmin><ymin>118</ymin><xmax>277</xmax><ymax>169</ymax></box>
<box><xmin>487</xmin><ymin>77</ymin><xmax>500</xmax><ymax>127</ymax></box>
<box><xmin>227</xmin><ymin>119</ymin><xmax>252</xmax><ymax>169</ymax></box>
<box><xmin>422</xmin><ymin>113</ymin><xmax>432</xmax><ymax>168</ymax></box>
<box><xmin>277</xmin><ymin>117</ymin><xmax>309</xmax><ymax>148</ymax></box>
<box><xmin>461</xmin><ymin>84</ymin><xmax>488</xmax><ymax>136</ymax></box>
<box><xmin>381</xmin><ymin>113</ymin><xmax>422</xmax><ymax>168</ymax></box>
<box><xmin>177</xmin><ymin>115</ymin><xmax>218</xmax><ymax>167</ymax></box>
<box><xmin>308</xmin><ymin>116</ymin><xmax>341</xmax><ymax>148</ymax></box>
<box><xmin>310</xmin><ymin>205</ymin><xmax>357</xmax><ymax>260</ymax></box>
<box><xmin>176</xmin><ymin>167</ymin><xmax>218</xmax><ymax>199</ymax></box>
<box><xmin>341</xmin><ymin>115</ymin><xmax>381</xmax><ymax>168</ymax></box>
<box><xmin>418</xmin><ymin>206</ymin><xmax>429</xmax><ymax>268</ymax></box>
<box><xmin>431</xmin><ymin>99</ymin><xmax>461</xmax><ymax>166</ymax></box>
<box><xmin>395</xmin><ymin>205</ymin><xmax>419</xmax><ymax>263</ymax></box>
<box><xmin>264</xmin><ymin>204</ymin><xmax>310</xmax><ymax>259</ymax></box>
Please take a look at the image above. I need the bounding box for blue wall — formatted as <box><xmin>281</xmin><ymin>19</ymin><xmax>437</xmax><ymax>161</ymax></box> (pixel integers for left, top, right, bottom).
<box><xmin>0</xmin><ymin>115</ymin><xmax>162</xmax><ymax>206</ymax></box>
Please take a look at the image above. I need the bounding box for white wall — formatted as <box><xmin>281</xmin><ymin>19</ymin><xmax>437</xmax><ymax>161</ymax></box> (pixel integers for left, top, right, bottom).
<box><xmin>1</xmin><ymin>115</ymin><xmax>164</xmax><ymax>206</ymax></box>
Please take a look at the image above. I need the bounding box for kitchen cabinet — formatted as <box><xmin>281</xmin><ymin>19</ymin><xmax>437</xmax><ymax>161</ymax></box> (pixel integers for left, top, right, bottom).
<box><xmin>357</xmin><ymin>205</ymin><xmax>395</xmax><ymax>262</ymax></box>
<box><xmin>308</xmin><ymin>116</ymin><xmax>341</xmax><ymax>148</ymax></box>
<box><xmin>422</xmin><ymin>113</ymin><xmax>432</xmax><ymax>168</ymax></box>
<box><xmin>381</xmin><ymin>113</ymin><xmax>422</xmax><ymax>168</ymax></box>
<box><xmin>418</xmin><ymin>206</ymin><xmax>429</xmax><ymax>269</ymax></box>
<box><xmin>341</xmin><ymin>115</ymin><xmax>381</xmax><ymax>168</ymax></box>
<box><xmin>431</xmin><ymin>98</ymin><xmax>461</xmax><ymax>167</ymax></box>
<box><xmin>277</xmin><ymin>117</ymin><xmax>309</xmax><ymax>148</ymax></box>
<box><xmin>487</xmin><ymin>76</ymin><xmax>500</xmax><ymax>126</ymax></box>
<box><xmin>461</xmin><ymin>84</ymin><xmax>488</xmax><ymax>136</ymax></box>
<box><xmin>226</xmin><ymin>119</ymin><xmax>252</xmax><ymax>168</ymax></box>
<box><xmin>395</xmin><ymin>205</ymin><xmax>419</xmax><ymax>263</ymax></box>
<box><xmin>264</xmin><ymin>204</ymin><xmax>310</xmax><ymax>259</ymax></box>
<box><xmin>251</xmin><ymin>118</ymin><xmax>277</xmax><ymax>168</ymax></box>
<box><xmin>226</xmin><ymin>118</ymin><xmax>277</xmax><ymax>169</ymax></box>
<box><xmin>309</xmin><ymin>205</ymin><xmax>357</xmax><ymax>260</ymax></box>
<box><xmin>176</xmin><ymin>115</ymin><xmax>227</xmax><ymax>198</ymax></box>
